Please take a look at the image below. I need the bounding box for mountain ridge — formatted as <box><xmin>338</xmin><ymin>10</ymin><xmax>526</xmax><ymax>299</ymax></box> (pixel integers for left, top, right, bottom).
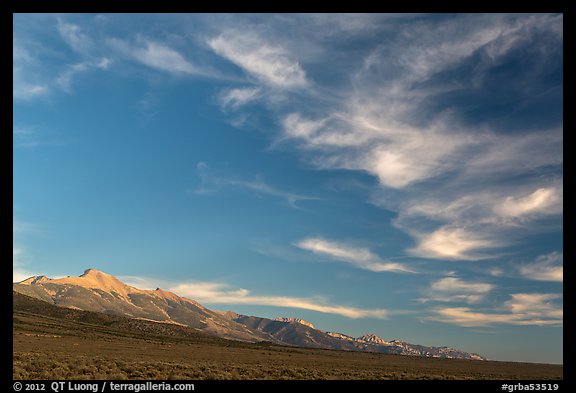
<box><xmin>14</xmin><ymin>269</ymin><xmax>485</xmax><ymax>360</ymax></box>
<box><xmin>226</xmin><ymin>312</ymin><xmax>485</xmax><ymax>360</ymax></box>
<box><xmin>274</xmin><ymin>317</ymin><xmax>315</xmax><ymax>329</ymax></box>
<box><xmin>14</xmin><ymin>269</ymin><xmax>273</xmax><ymax>343</ymax></box>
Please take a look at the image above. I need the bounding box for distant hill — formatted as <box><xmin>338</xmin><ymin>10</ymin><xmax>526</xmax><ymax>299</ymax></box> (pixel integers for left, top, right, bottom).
<box><xmin>226</xmin><ymin>313</ymin><xmax>485</xmax><ymax>360</ymax></box>
<box><xmin>14</xmin><ymin>268</ymin><xmax>484</xmax><ymax>360</ymax></box>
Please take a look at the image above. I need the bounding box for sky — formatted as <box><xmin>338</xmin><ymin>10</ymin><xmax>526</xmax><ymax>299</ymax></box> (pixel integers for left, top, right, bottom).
<box><xmin>13</xmin><ymin>13</ymin><xmax>563</xmax><ymax>364</ymax></box>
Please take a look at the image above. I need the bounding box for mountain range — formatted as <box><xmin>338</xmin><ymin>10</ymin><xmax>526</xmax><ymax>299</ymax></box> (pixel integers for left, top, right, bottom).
<box><xmin>13</xmin><ymin>268</ymin><xmax>485</xmax><ymax>360</ymax></box>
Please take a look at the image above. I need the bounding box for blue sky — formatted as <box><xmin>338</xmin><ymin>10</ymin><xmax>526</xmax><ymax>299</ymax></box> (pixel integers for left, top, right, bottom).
<box><xmin>13</xmin><ymin>13</ymin><xmax>563</xmax><ymax>364</ymax></box>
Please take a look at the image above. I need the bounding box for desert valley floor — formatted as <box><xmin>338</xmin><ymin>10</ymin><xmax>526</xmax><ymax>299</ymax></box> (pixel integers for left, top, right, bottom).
<box><xmin>13</xmin><ymin>292</ymin><xmax>562</xmax><ymax>380</ymax></box>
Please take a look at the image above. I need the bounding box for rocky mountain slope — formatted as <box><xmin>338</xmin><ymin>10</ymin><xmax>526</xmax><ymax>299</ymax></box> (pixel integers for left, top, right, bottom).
<box><xmin>226</xmin><ymin>313</ymin><xmax>485</xmax><ymax>360</ymax></box>
<box><xmin>13</xmin><ymin>269</ymin><xmax>272</xmax><ymax>343</ymax></box>
<box><xmin>14</xmin><ymin>269</ymin><xmax>484</xmax><ymax>360</ymax></box>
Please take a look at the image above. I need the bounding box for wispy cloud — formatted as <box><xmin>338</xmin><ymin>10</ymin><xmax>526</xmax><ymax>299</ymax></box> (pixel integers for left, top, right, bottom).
<box><xmin>495</xmin><ymin>188</ymin><xmax>562</xmax><ymax>220</ymax></box>
<box><xmin>13</xmin><ymin>219</ymin><xmax>42</xmax><ymax>283</ymax></box>
<box><xmin>131</xmin><ymin>41</ymin><xmax>200</xmax><ymax>75</ymax></box>
<box><xmin>13</xmin><ymin>40</ymin><xmax>49</xmax><ymax>100</ymax></box>
<box><xmin>422</xmin><ymin>277</ymin><xmax>494</xmax><ymax>304</ymax></box>
<box><xmin>121</xmin><ymin>276</ymin><xmax>388</xmax><ymax>319</ymax></box>
<box><xmin>281</xmin><ymin>103</ymin><xmax>561</xmax><ymax>263</ymax></box>
<box><xmin>56</xmin><ymin>58</ymin><xmax>111</xmax><ymax>93</ymax></box>
<box><xmin>519</xmin><ymin>252</ymin><xmax>563</xmax><ymax>282</ymax></box>
<box><xmin>218</xmin><ymin>87</ymin><xmax>261</xmax><ymax>110</ymax></box>
<box><xmin>408</xmin><ymin>226</ymin><xmax>499</xmax><ymax>261</ymax></box>
<box><xmin>295</xmin><ymin>237</ymin><xmax>414</xmax><ymax>273</ymax></box>
<box><xmin>13</xmin><ymin>247</ymin><xmax>35</xmax><ymax>283</ymax></box>
<box><xmin>208</xmin><ymin>30</ymin><xmax>308</xmax><ymax>89</ymax></box>
<box><xmin>248</xmin><ymin>14</ymin><xmax>564</xmax><ymax>262</ymax></box>
<box><xmin>13</xmin><ymin>123</ymin><xmax>71</xmax><ymax>149</ymax></box>
<box><xmin>13</xmin><ymin>219</ymin><xmax>42</xmax><ymax>235</ymax></box>
<box><xmin>13</xmin><ymin>126</ymin><xmax>38</xmax><ymax>148</ymax></box>
<box><xmin>194</xmin><ymin>162</ymin><xmax>317</xmax><ymax>209</ymax></box>
<box><xmin>57</xmin><ymin>19</ymin><xmax>95</xmax><ymax>55</ymax></box>
<box><xmin>172</xmin><ymin>282</ymin><xmax>387</xmax><ymax>319</ymax></box>
<box><xmin>56</xmin><ymin>19</ymin><xmax>114</xmax><ymax>92</ymax></box>
<box><xmin>394</xmin><ymin>180</ymin><xmax>563</xmax><ymax>260</ymax></box>
<box><xmin>433</xmin><ymin>293</ymin><xmax>562</xmax><ymax>327</ymax></box>
<box><xmin>108</xmin><ymin>38</ymin><xmax>195</xmax><ymax>75</ymax></box>
<box><xmin>13</xmin><ymin>77</ymin><xmax>48</xmax><ymax>100</ymax></box>
<box><xmin>431</xmin><ymin>277</ymin><xmax>493</xmax><ymax>294</ymax></box>
<box><xmin>396</xmin><ymin>181</ymin><xmax>563</xmax><ymax>227</ymax></box>
<box><xmin>15</xmin><ymin>19</ymin><xmax>113</xmax><ymax>100</ymax></box>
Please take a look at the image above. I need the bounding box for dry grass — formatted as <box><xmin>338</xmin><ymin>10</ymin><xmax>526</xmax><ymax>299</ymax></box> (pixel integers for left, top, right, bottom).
<box><xmin>13</xmin><ymin>311</ymin><xmax>563</xmax><ymax>380</ymax></box>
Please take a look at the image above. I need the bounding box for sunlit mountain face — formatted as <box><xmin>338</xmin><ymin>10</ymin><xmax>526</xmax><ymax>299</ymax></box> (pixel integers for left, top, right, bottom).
<box><xmin>13</xmin><ymin>13</ymin><xmax>562</xmax><ymax>364</ymax></box>
<box><xmin>15</xmin><ymin>268</ymin><xmax>485</xmax><ymax>360</ymax></box>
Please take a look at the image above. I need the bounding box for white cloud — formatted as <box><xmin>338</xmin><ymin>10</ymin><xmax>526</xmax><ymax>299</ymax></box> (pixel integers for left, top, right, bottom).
<box><xmin>208</xmin><ymin>31</ymin><xmax>307</xmax><ymax>88</ymax></box>
<box><xmin>519</xmin><ymin>252</ymin><xmax>563</xmax><ymax>282</ymax></box>
<box><xmin>282</xmin><ymin>113</ymin><xmax>325</xmax><ymax>140</ymax></box>
<box><xmin>57</xmin><ymin>20</ymin><xmax>93</xmax><ymax>54</ymax></box>
<box><xmin>13</xmin><ymin>126</ymin><xmax>34</xmax><ymax>136</ymax></box>
<box><xmin>423</xmin><ymin>276</ymin><xmax>494</xmax><ymax>304</ymax></box>
<box><xmin>488</xmin><ymin>267</ymin><xmax>505</xmax><ymax>277</ymax></box>
<box><xmin>13</xmin><ymin>218</ymin><xmax>45</xmax><ymax>282</ymax></box>
<box><xmin>13</xmin><ymin>41</ymin><xmax>49</xmax><ymax>100</ymax></box>
<box><xmin>194</xmin><ymin>162</ymin><xmax>317</xmax><ymax>209</ymax></box>
<box><xmin>170</xmin><ymin>281</ymin><xmax>387</xmax><ymax>319</ymax></box>
<box><xmin>408</xmin><ymin>226</ymin><xmax>496</xmax><ymax>261</ymax></box>
<box><xmin>122</xmin><ymin>275</ymin><xmax>389</xmax><ymax>320</ymax></box>
<box><xmin>295</xmin><ymin>237</ymin><xmax>414</xmax><ymax>273</ymax></box>
<box><xmin>15</xmin><ymin>21</ymin><xmax>113</xmax><ymax>99</ymax></box>
<box><xmin>495</xmin><ymin>187</ymin><xmax>562</xmax><ymax>219</ymax></box>
<box><xmin>219</xmin><ymin>87</ymin><xmax>261</xmax><ymax>109</ymax></box>
<box><xmin>132</xmin><ymin>40</ymin><xmax>199</xmax><ymax>75</ymax></box>
<box><xmin>301</xmin><ymin>13</ymin><xmax>416</xmax><ymax>37</ymax></box>
<box><xmin>281</xmin><ymin>117</ymin><xmax>560</xmax><ymax>262</ymax></box>
<box><xmin>13</xmin><ymin>82</ymin><xmax>47</xmax><ymax>101</ymax></box>
<box><xmin>13</xmin><ymin>247</ymin><xmax>37</xmax><ymax>283</ymax></box>
<box><xmin>96</xmin><ymin>57</ymin><xmax>112</xmax><ymax>70</ymax></box>
<box><xmin>393</xmin><ymin>20</ymin><xmax>501</xmax><ymax>82</ymax></box>
<box><xmin>398</xmin><ymin>182</ymin><xmax>563</xmax><ymax>226</ymax></box>
<box><xmin>505</xmin><ymin>293</ymin><xmax>562</xmax><ymax>317</ymax></box>
<box><xmin>257</xmin><ymin>14</ymin><xmax>563</xmax><ymax>261</ymax></box>
<box><xmin>54</xmin><ymin>21</ymin><xmax>115</xmax><ymax>93</ymax></box>
<box><xmin>56</xmin><ymin>59</ymin><xmax>112</xmax><ymax>92</ymax></box>
<box><xmin>234</xmin><ymin>180</ymin><xmax>317</xmax><ymax>209</ymax></box>
<box><xmin>108</xmin><ymin>38</ymin><xmax>214</xmax><ymax>78</ymax></box>
<box><xmin>350</xmin><ymin>116</ymin><xmax>472</xmax><ymax>190</ymax></box>
<box><xmin>389</xmin><ymin>14</ymin><xmax>561</xmax><ymax>84</ymax></box>
<box><xmin>393</xmin><ymin>180</ymin><xmax>563</xmax><ymax>260</ymax></box>
<box><xmin>281</xmin><ymin>112</ymin><xmax>382</xmax><ymax>149</ymax></box>
<box><xmin>56</xmin><ymin>64</ymin><xmax>87</xmax><ymax>91</ymax></box>
<box><xmin>431</xmin><ymin>277</ymin><xmax>493</xmax><ymax>294</ymax></box>
<box><xmin>433</xmin><ymin>293</ymin><xmax>562</xmax><ymax>327</ymax></box>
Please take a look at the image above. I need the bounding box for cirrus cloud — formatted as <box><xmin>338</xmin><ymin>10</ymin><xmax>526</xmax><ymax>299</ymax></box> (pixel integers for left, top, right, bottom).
<box><xmin>121</xmin><ymin>275</ymin><xmax>388</xmax><ymax>320</ymax></box>
<box><xmin>208</xmin><ymin>30</ymin><xmax>308</xmax><ymax>89</ymax></box>
<box><xmin>519</xmin><ymin>252</ymin><xmax>563</xmax><ymax>282</ymax></box>
<box><xmin>171</xmin><ymin>281</ymin><xmax>388</xmax><ymax>319</ymax></box>
<box><xmin>433</xmin><ymin>293</ymin><xmax>562</xmax><ymax>327</ymax></box>
<box><xmin>295</xmin><ymin>237</ymin><xmax>415</xmax><ymax>273</ymax></box>
<box><xmin>421</xmin><ymin>276</ymin><xmax>494</xmax><ymax>304</ymax></box>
